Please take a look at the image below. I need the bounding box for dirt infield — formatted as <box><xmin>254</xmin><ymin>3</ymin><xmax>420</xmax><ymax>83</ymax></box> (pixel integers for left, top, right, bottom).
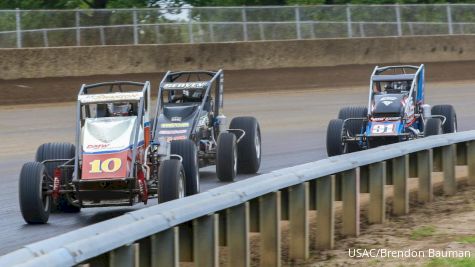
<box><xmin>1</xmin><ymin>61</ymin><xmax>475</xmax><ymax>105</ymax></box>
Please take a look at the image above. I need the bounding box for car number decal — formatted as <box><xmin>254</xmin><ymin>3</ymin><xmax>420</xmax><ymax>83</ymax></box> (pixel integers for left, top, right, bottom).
<box><xmin>89</xmin><ymin>158</ymin><xmax>122</xmax><ymax>174</ymax></box>
<box><xmin>371</xmin><ymin>123</ymin><xmax>396</xmax><ymax>134</ymax></box>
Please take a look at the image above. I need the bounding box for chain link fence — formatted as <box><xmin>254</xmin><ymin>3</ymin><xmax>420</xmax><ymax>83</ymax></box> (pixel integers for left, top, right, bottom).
<box><xmin>1</xmin><ymin>4</ymin><xmax>475</xmax><ymax>48</ymax></box>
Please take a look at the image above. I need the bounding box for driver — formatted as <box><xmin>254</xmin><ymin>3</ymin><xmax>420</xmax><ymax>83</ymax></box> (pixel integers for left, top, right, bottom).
<box><xmin>183</xmin><ymin>89</ymin><xmax>204</xmax><ymax>102</ymax></box>
<box><xmin>107</xmin><ymin>102</ymin><xmax>132</xmax><ymax>116</ymax></box>
<box><xmin>385</xmin><ymin>81</ymin><xmax>410</xmax><ymax>93</ymax></box>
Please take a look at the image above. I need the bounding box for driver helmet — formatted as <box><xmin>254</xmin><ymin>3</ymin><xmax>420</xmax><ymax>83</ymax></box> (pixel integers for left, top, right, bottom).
<box><xmin>386</xmin><ymin>81</ymin><xmax>409</xmax><ymax>92</ymax></box>
<box><xmin>183</xmin><ymin>89</ymin><xmax>203</xmax><ymax>102</ymax></box>
<box><xmin>107</xmin><ymin>102</ymin><xmax>131</xmax><ymax>116</ymax></box>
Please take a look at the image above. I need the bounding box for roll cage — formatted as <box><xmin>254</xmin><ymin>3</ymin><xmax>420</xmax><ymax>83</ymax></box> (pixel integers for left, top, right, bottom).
<box><xmin>153</xmin><ymin>70</ymin><xmax>224</xmax><ymax>139</ymax></box>
<box><xmin>367</xmin><ymin>64</ymin><xmax>424</xmax><ymax>116</ymax></box>
<box><xmin>73</xmin><ymin>81</ymin><xmax>151</xmax><ymax>182</ymax></box>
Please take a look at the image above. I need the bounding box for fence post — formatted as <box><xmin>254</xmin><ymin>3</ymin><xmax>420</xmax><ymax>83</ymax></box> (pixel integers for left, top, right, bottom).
<box><xmin>109</xmin><ymin>244</ymin><xmax>137</xmax><ymax>267</ymax></box>
<box><xmin>15</xmin><ymin>8</ymin><xmax>22</xmax><ymax>48</ymax></box>
<box><xmin>369</xmin><ymin>161</ymin><xmax>386</xmax><ymax>224</ymax></box>
<box><xmin>417</xmin><ymin>149</ymin><xmax>433</xmax><ymax>202</ymax></box>
<box><xmin>188</xmin><ymin>11</ymin><xmax>194</xmax><ymax>44</ymax></box>
<box><xmin>193</xmin><ymin>214</ymin><xmax>219</xmax><ymax>267</ymax></box>
<box><xmin>446</xmin><ymin>4</ymin><xmax>453</xmax><ymax>35</ymax></box>
<box><xmin>342</xmin><ymin>168</ymin><xmax>360</xmax><ymax>237</ymax></box>
<box><xmin>316</xmin><ymin>175</ymin><xmax>335</xmax><ymax>250</ymax></box>
<box><xmin>259</xmin><ymin>22</ymin><xmax>265</xmax><ymax>40</ymax></box>
<box><xmin>346</xmin><ymin>4</ymin><xmax>352</xmax><ymax>38</ymax></box>
<box><xmin>359</xmin><ymin>22</ymin><xmax>365</xmax><ymax>37</ymax></box>
<box><xmin>468</xmin><ymin>141</ymin><xmax>475</xmax><ymax>185</ymax></box>
<box><xmin>289</xmin><ymin>183</ymin><xmax>309</xmax><ymax>261</ymax></box>
<box><xmin>42</xmin><ymin>30</ymin><xmax>49</xmax><ymax>47</ymax></box>
<box><xmin>133</xmin><ymin>9</ymin><xmax>139</xmax><ymax>45</ymax></box>
<box><xmin>99</xmin><ymin>27</ymin><xmax>105</xmax><ymax>45</ymax></box>
<box><xmin>295</xmin><ymin>6</ymin><xmax>302</xmax><ymax>40</ymax></box>
<box><xmin>75</xmin><ymin>10</ymin><xmax>80</xmax><ymax>46</ymax></box>
<box><xmin>151</xmin><ymin>228</ymin><xmax>179</xmax><ymax>267</ymax></box>
<box><xmin>208</xmin><ymin>23</ymin><xmax>215</xmax><ymax>42</ymax></box>
<box><xmin>393</xmin><ymin>155</ymin><xmax>409</xmax><ymax>215</ymax></box>
<box><xmin>241</xmin><ymin>7</ymin><xmax>248</xmax><ymax>41</ymax></box>
<box><xmin>227</xmin><ymin>203</ymin><xmax>250</xmax><ymax>267</ymax></box>
<box><xmin>395</xmin><ymin>4</ymin><xmax>402</xmax><ymax>36</ymax></box>
<box><xmin>259</xmin><ymin>191</ymin><xmax>281</xmax><ymax>267</ymax></box>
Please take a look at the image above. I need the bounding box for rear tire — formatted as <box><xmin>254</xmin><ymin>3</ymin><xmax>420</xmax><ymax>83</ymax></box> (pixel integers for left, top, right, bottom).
<box><xmin>216</xmin><ymin>132</ymin><xmax>237</xmax><ymax>182</ymax></box>
<box><xmin>338</xmin><ymin>106</ymin><xmax>367</xmax><ymax>152</ymax></box>
<box><xmin>158</xmin><ymin>159</ymin><xmax>185</xmax><ymax>203</ymax></box>
<box><xmin>424</xmin><ymin>118</ymin><xmax>443</xmax><ymax>137</ymax></box>
<box><xmin>19</xmin><ymin>162</ymin><xmax>51</xmax><ymax>224</ymax></box>
<box><xmin>171</xmin><ymin>140</ymin><xmax>200</xmax><ymax>196</ymax></box>
<box><xmin>431</xmin><ymin>105</ymin><xmax>457</xmax><ymax>133</ymax></box>
<box><xmin>229</xmin><ymin>117</ymin><xmax>261</xmax><ymax>174</ymax></box>
<box><xmin>36</xmin><ymin>143</ymin><xmax>80</xmax><ymax>213</ymax></box>
<box><xmin>326</xmin><ymin>119</ymin><xmax>345</xmax><ymax>156</ymax></box>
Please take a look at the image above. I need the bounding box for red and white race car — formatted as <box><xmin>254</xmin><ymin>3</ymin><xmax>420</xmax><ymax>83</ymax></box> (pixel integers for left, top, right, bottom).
<box><xmin>19</xmin><ymin>81</ymin><xmax>195</xmax><ymax>224</ymax></box>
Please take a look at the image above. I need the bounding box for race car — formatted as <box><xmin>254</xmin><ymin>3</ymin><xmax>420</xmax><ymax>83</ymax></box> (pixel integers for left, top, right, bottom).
<box><xmin>19</xmin><ymin>81</ymin><xmax>190</xmax><ymax>224</ymax></box>
<box><xmin>153</xmin><ymin>70</ymin><xmax>261</xmax><ymax>186</ymax></box>
<box><xmin>326</xmin><ymin>64</ymin><xmax>457</xmax><ymax>156</ymax></box>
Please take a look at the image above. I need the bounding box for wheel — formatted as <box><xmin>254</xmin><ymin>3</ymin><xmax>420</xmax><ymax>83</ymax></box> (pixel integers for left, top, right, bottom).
<box><xmin>216</xmin><ymin>132</ymin><xmax>237</xmax><ymax>182</ymax></box>
<box><xmin>158</xmin><ymin>159</ymin><xmax>185</xmax><ymax>203</ymax></box>
<box><xmin>229</xmin><ymin>116</ymin><xmax>261</xmax><ymax>174</ymax></box>
<box><xmin>431</xmin><ymin>105</ymin><xmax>457</xmax><ymax>133</ymax></box>
<box><xmin>326</xmin><ymin>119</ymin><xmax>345</xmax><ymax>156</ymax></box>
<box><xmin>19</xmin><ymin>162</ymin><xmax>51</xmax><ymax>224</ymax></box>
<box><xmin>338</xmin><ymin>106</ymin><xmax>367</xmax><ymax>152</ymax></box>
<box><xmin>424</xmin><ymin>118</ymin><xmax>443</xmax><ymax>137</ymax></box>
<box><xmin>171</xmin><ymin>139</ymin><xmax>200</xmax><ymax>196</ymax></box>
<box><xmin>36</xmin><ymin>142</ymin><xmax>80</xmax><ymax>213</ymax></box>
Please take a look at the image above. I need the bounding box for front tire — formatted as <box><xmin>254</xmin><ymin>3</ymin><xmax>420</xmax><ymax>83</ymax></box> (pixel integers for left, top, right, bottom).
<box><xmin>326</xmin><ymin>119</ymin><xmax>345</xmax><ymax>156</ymax></box>
<box><xmin>19</xmin><ymin>162</ymin><xmax>51</xmax><ymax>224</ymax></box>
<box><xmin>158</xmin><ymin>159</ymin><xmax>185</xmax><ymax>203</ymax></box>
<box><xmin>171</xmin><ymin>140</ymin><xmax>200</xmax><ymax>196</ymax></box>
<box><xmin>216</xmin><ymin>132</ymin><xmax>238</xmax><ymax>182</ymax></box>
<box><xmin>229</xmin><ymin>117</ymin><xmax>261</xmax><ymax>174</ymax></box>
<box><xmin>424</xmin><ymin>118</ymin><xmax>443</xmax><ymax>137</ymax></box>
<box><xmin>338</xmin><ymin>106</ymin><xmax>367</xmax><ymax>153</ymax></box>
<box><xmin>431</xmin><ymin>105</ymin><xmax>457</xmax><ymax>133</ymax></box>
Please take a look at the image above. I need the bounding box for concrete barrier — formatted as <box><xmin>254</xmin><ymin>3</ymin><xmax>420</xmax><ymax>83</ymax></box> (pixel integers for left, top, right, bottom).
<box><xmin>1</xmin><ymin>35</ymin><xmax>475</xmax><ymax>80</ymax></box>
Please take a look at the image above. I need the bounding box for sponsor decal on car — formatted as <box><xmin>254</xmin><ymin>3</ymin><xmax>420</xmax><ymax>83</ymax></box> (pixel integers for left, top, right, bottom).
<box><xmin>158</xmin><ymin>129</ymin><xmax>187</xmax><ymax>135</ymax></box>
<box><xmin>163</xmin><ymin>82</ymin><xmax>208</xmax><ymax>89</ymax></box>
<box><xmin>165</xmin><ymin>135</ymin><xmax>187</xmax><ymax>142</ymax></box>
<box><xmin>86</xmin><ymin>144</ymin><xmax>110</xmax><ymax>150</ymax></box>
<box><xmin>171</xmin><ymin>116</ymin><xmax>182</xmax><ymax>122</ymax></box>
<box><xmin>82</xmin><ymin>151</ymin><xmax>128</xmax><ymax>179</ymax></box>
<box><xmin>161</xmin><ymin>122</ymin><xmax>190</xmax><ymax>128</ymax></box>
<box><xmin>369</xmin><ymin>121</ymin><xmax>401</xmax><ymax>136</ymax></box>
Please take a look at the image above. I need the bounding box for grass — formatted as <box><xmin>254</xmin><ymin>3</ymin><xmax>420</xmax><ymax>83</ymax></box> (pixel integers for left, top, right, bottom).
<box><xmin>457</xmin><ymin>235</ymin><xmax>475</xmax><ymax>244</ymax></box>
<box><xmin>410</xmin><ymin>225</ymin><xmax>436</xmax><ymax>240</ymax></box>
<box><xmin>426</xmin><ymin>257</ymin><xmax>475</xmax><ymax>267</ymax></box>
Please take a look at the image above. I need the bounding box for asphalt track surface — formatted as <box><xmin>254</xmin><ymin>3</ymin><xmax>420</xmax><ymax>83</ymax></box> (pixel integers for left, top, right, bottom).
<box><xmin>1</xmin><ymin>81</ymin><xmax>475</xmax><ymax>255</ymax></box>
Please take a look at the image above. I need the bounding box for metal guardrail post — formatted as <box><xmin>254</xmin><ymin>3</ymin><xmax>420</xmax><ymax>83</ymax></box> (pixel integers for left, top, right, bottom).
<box><xmin>289</xmin><ymin>182</ymin><xmax>309</xmax><ymax>261</ymax></box>
<box><xmin>335</xmin><ymin>173</ymin><xmax>342</xmax><ymax>201</ymax></box>
<box><xmin>15</xmin><ymin>8</ymin><xmax>22</xmax><ymax>48</ymax></box>
<box><xmin>442</xmin><ymin>144</ymin><xmax>457</xmax><ymax>195</ymax></box>
<box><xmin>109</xmin><ymin>243</ymin><xmax>137</xmax><ymax>267</ymax></box>
<box><xmin>133</xmin><ymin>10</ymin><xmax>139</xmax><ymax>45</ymax></box>
<box><xmin>309</xmin><ymin>179</ymin><xmax>316</xmax><ymax>210</ymax></box>
<box><xmin>241</xmin><ymin>8</ymin><xmax>248</xmax><ymax>41</ymax></box>
<box><xmin>346</xmin><ymin>4</ymin><xmax>352</xmax><ymax>38</ymax></box>
<box><xmin>249</xmin><ymin>199</ymin><xmax>259</xmax><ymax>232</ymax></box>
<box><xmin>219</xmin><ymin>212</ymin><xmax>227</xmax><ymax>246</ymax></box>
<box><xmin>138</xmin><ymin>237</ymin><xmax>151</xmax><ymax>267</ymax></box>
<box><xmin>188</xmin><ymin>9</ymin><xmax>194</xmax><ymax>44</ymax></box>
<box><xmin>295</xmin><ymin>6</ymin><xmax>302</xmax><ymax>40</ymax></box>
<box><xmin>259</xmin><ymin>22</ymin><xmax>265</xmax><ymax>40</ymax></box>
<box><xmin>316</xmin><ymin>175</ymin><xmax>335</xmax><ymax>250</ymax></box>
<box><xmin>409</xmin><ymin>153</ymin><xmax>418</xmax><ymax>177</ymax></box>
<box><xmin>395</xmin><ymin>4</ymin><xmax>402</xmax><ymax>36</ymax></box>
<box><xmin>179</xmin><ymin>223</ymin><xmax>193</xmax><ymax>262</ymax></box>
<box><xmin>76</xmin><ymin>10</ymin><xmax>81</xmax><ymax>46</ymax></box>
<box><xmin>456</xmin><ymin>142</ymin><xmax>467</xmax><ymax>165</ymax></box>
<box><xmin>386</xmin><ymin>160</ymin><xmax>393</xmax><ymax>185</ymax></box>
<box><xmin>393</xmin><ymin>155</ymin><xmax>409</xmax><ymax>215</ymax></box>
<box><xmin>359</xmin><ymin>22</ymin><xmax>365</xmax><ymax>38</ymax></box>
<box><xmin>42</xmin><ymin>30</ymin><xmax>49</xmax><ymax>47</ymax></box>
<box><xmin>227</xmin><ymin>203</ymin><xmax>250</xmax><ymax>267</ymax></box>
<box><xmin>468</xmin><ymin>141</ymin><xmax>475</xmax><ymax>185</ymax></box>
<box><xmin>342</xmin><ymin>168</ymin><xmax>360</xmax><ymax>237</ymax></box>
<box><xmin>446</xmin><ymin>4</ymin><xmax>453</xmax><ymax>35</ymax></box>
<box><xmin>417</xmin><ymin>149</ymin><xmax>433</xmax><ymax>202</ymax></box>
<box><xmin>193</xmin><ymin>214</ymin><xmax>219</xmax><ymax>267</ymax></box>
<box><xmin>259</xmin><ymin>191</ymin><xmax>281</xmax><ymax>267</ymax></box>
<box><xmin>99</xmin><ymin>27</ymin><xmax>106</xmax><ymax>45</ymax></box>
<box><xmin>152</xmin><ymin>228</ymin><xmax>179</xmax><ymax>267</ymax></box>
<box><xmin>208</xmin><ymin>23</ymin><xmax>215</xmax><ymax>42</ymax></box>
<box><xmin>369</xmin><ymin>161</ymin><xmax>386</xmax><ymax>224</ymax></box>
<box><xmin>281</xmin><ymin>188</ymin><xmax>289</xmax><ymax>220</ymax></box>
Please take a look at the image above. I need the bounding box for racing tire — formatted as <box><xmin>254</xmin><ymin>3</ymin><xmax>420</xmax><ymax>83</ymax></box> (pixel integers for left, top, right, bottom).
<box><xmin>158</xmin><ymin>159</ymin><xmax>185</xmax><ymax>203</ymax></box>
<box><xmin>171</xmin><ymin>139</ymin><xmax>200</xmax><ymax>196</ymax></box>
<box><xmin>326</xmin><ymin>119</ymin><xmax>345</xmax><ymax>156</ymax></box>
<box><xmin>431</xmin><ymin>105</ymin><xmax>457</xmax><ymax>134</ymax></box>
<box><xmin>36</xmin><ymin>143</ymin><xmax>80</xmax><ymax>213</ymax></box>
<box><xmin>216</xmin><ymin>132</ymin><xmax>238</xmax><ymax>182</ymax></box>
<box><xmin>19</xmin><ymin>162</ymin><xmax>51</xmax><ymax>224</ymax></box>
<box><xmin>424</xmin><ymin>118</ymin><xmax>443</xmax><ymax>137</ymax></box>
<box><xmin>338</xmin><ymin>106</ymin><xmax>367</xmax><ymax>153</ymax></box>
<box><xmin>229</xmin><ymin>116</ymin><xmax>261</xmax><ymax>174</ymax></box>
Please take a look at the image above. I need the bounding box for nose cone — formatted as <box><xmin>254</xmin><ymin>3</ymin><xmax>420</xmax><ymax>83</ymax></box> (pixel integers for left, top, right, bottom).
<box><xmin>373</xmin><ymin>94</ymin><xmax>405</xmax><ymax>116</ymax></box>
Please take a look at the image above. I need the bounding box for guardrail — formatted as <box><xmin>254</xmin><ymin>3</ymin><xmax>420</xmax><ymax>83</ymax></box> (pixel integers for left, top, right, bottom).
<box><xmin>3</xmin><ymin>4</ymin><xmax>475</xmax><ymax>48</ymax></box>
<box><xmin>1</xmin><ymin>131</ymin><xmax>475</xmax><ymax>266</ymax></box>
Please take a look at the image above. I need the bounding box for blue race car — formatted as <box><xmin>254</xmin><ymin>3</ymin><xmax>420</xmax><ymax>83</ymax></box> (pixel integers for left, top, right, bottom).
<box><xmin>326</xmin><ymin>64</ymin><xmax>457</xmax><ymax>156</ymax></box>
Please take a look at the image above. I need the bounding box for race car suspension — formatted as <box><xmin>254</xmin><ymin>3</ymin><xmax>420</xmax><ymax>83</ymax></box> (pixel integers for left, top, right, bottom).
<box><xmin>137</xmin><ymin>167</ymin><xmax>148</xmax><ymax>204</ymax></box>
<box><xmin>52</xmin><ymin>167</ymin><xmax>61</xmax><ymax>200</ymax></box>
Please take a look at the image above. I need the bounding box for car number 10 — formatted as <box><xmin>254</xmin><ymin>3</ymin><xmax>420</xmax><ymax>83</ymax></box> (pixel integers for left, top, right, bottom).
<box><xmin>372</xmin><ymin>124</ymin><xmax>395</xmax><ymax>134</ymax></box>
<box><xmin>89</xmin><ymin>158</ymin><xmax>122</xmax><ymax>173</ymax></box>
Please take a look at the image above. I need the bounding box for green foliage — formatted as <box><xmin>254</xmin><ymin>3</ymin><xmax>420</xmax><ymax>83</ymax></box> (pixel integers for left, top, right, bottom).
<box><xmin>410</xmin><ymin>225</ymin><xmax>436</xmax><ymax>240</ymax></box>
<box><xmin>457</xmin><ymin>235</ymin><xmax>475</xmax><ymax>244</ymax></box>
<box><xmin>426</xmin><ymin>257</ymin><xmax>475</xmax><ymax>267</ymax></box>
